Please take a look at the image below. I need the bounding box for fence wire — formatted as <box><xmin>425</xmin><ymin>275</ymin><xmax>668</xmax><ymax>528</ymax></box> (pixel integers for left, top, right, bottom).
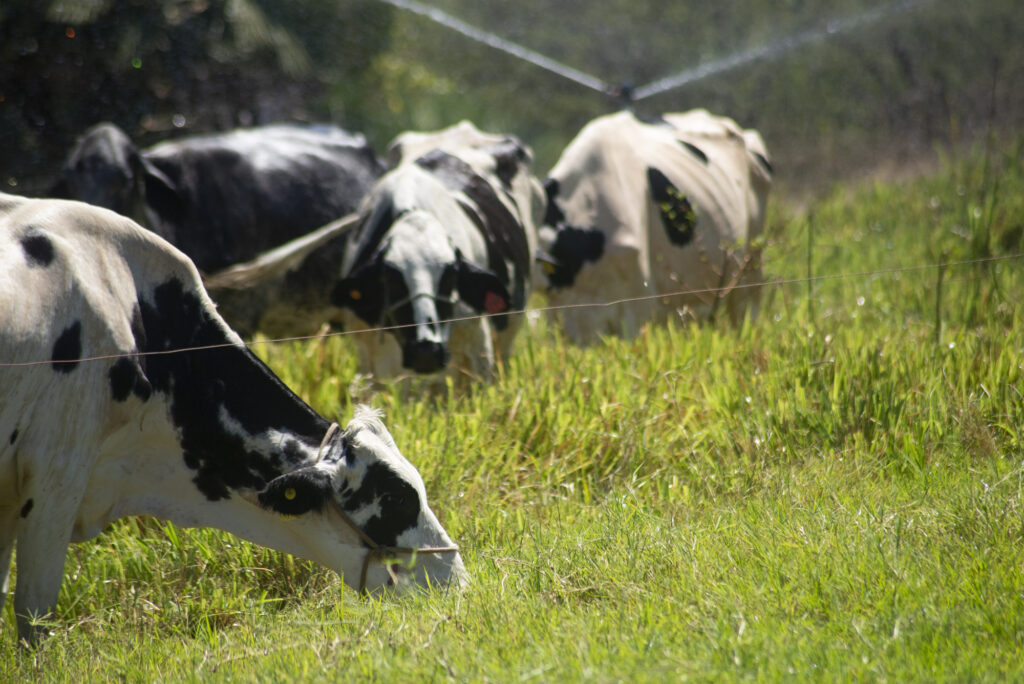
<box><xmin>1</xmin><ymin>251</ymin><xmax>1020</xmax><ymax>369</ymax></box>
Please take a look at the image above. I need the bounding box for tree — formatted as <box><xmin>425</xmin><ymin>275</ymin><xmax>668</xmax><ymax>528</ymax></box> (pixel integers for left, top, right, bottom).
<box><xmin>0</xmin><ymin>0</ymin><xmax>393</xmax><ymax>193</ymax></box>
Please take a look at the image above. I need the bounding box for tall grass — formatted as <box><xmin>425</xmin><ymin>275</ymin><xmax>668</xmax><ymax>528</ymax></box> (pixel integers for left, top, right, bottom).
<box><xmin>3</xmin><ymin>141</ymin><xmax>1023</xmax><ymax>680</ymax></box>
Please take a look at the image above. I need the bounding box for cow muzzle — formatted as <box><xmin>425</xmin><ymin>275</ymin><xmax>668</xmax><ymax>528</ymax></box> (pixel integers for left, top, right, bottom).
<box><xmin>403</xmin><ymin>340</ymin><xmax>450</xmax><ymax>374</ymax></box>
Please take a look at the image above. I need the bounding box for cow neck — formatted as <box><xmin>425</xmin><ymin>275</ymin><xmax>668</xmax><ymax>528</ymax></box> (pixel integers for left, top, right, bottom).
<box><xmin>137</xmin><ymin>277</ymin><xmax>327</xmax><ymax>501</ymax></box>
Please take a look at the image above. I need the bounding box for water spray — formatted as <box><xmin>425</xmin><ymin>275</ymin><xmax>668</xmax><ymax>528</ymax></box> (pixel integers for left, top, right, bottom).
<box><xmin>377</xmin><ymin>0</ymin><xmax>611</xmax><ymax>96</ymax></box>
<box><xmin>379</xmin><ymin>0</ymin><xmax>941</xmax><ymax>105</ymax></box>
<box><xmin>632</xmin><ymin>0</ymin><xmax>939</xmax><ymax>100</ymax></box>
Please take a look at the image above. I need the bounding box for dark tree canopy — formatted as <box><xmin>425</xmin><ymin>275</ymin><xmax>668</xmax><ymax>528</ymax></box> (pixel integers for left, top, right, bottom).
<box><xmin>0</xmin><ymin>0</ymin><xmax>392</xmax><ymax>193</ymax></box>
<box><xmin>1</xmin><ymin>0</ymin><xmax>1022</xmax><ymax>195</ymax></box>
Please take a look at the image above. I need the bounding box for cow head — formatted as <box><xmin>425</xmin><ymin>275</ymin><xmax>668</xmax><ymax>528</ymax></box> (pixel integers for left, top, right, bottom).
<box><xmin>50</xmin><ymin>123</ymin><xmax>182</xmax><ymax>240</ymax></box>
<box><xmin>537</xmin><ymin>177</ymin><xmax>605</xmax><ymax>290</ymax></box>
<box><xmin>332</xmin><ymin>212</ymin><xmax>510</xmax><ymax>375</ymax></box>
<box><xmin>258</xmin><ymin>406</ymin><xmax>466</xmax><ymax>593</ymax></box>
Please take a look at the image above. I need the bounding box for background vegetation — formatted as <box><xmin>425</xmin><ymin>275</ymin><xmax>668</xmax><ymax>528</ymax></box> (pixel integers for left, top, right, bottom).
<box><xmin>2</xmin><ymin>0</ymin><xmax>1023</xmax><ymax>195</ymax></box>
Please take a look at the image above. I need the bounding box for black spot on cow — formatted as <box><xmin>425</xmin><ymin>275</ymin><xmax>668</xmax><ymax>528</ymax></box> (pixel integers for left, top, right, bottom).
<box><xmin>679</xmin><ymin>141</ymin><xmax>709</xmax><ymax>165</ymax></box>
<box><xmin>647</xmin><ymin>167</ymin><xmax>697</xmax><ymax>247</ymax></box>
<box><xmin>482</xmin><ymin>138</ymin><xmax>528</xmax><ymax>190</ymax></box>
<box><xmin>543</xmin><ymin>178</ymin><xmax>565</xmax><ymax>229</ymax></box>
<box><xmin>348</xmin><ymin>200</ymin><xmax>402</xmax><ymax>270</ymax></box>
<box><xmin>339</xmin><ymin>462</ymin><xmax>421</xmax><ymax>547</ymax></box>
<box><xmin>137</xmin><ymin>278</ymin><xmax>327</xmax><ymax>501</ymax></box>
<box><xmin>51</xmin><ymin>321</ymin><xmax>82</xmax><ymax>373</ymax></box>
<box><xmin>282</xmin><ymin>439</ymin><xmax>309</xmax><ymax>468</ymax></box>
<box><xmin>8</xmin><ymin>429</ymin><xmax>17</xmax><ymax>445</ymax></box>
<box><xmin>20</xmin><ymin>499</ymin><xmax>34</xmax><ymax>518</ymax></box>
<box><xmin>21</xmin><ymin>229</ymin><xmax>55</xmax><ymax>267</ymax></box>
<box><xmin>544</xmin><ymin>226</ymin><xmax>605</xmax><ymax>290</ymax></box>
<box><xmin>109</xmin><ymin>356</ymin><xmax>152</xmax><ymax>402</ymax></box>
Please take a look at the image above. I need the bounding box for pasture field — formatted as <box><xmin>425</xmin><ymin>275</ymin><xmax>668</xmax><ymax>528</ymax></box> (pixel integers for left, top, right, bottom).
<box><xmin>3</xmin><ymin>141</ymin><xmax>1023</xmax><ymax>680</ymax></box>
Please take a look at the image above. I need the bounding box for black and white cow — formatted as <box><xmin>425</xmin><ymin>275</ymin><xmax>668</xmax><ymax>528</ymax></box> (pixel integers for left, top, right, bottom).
<box><xmin>0</xmin><ymin>193</ymin><xmax>465</xmax><ymax>644</ymax></box>
<box><xmin>329</xmin><ymin>121</ymin><xmax>543</xmax><ymax>381</ymax></box>
<box><xmin>538</xmin><ymin>109</ymin><xmax>773</xmax><ymax>344</ymax></box>
<box><xmin>50</xmin><ymin>122</ymin><xmax>384</xmax><ymax>273</ymax></box>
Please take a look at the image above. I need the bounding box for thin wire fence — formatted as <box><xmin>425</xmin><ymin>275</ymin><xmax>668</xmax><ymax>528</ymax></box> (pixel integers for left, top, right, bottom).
<box><xmin>2</xmin><ymin>251</ymin><xmax>1019</xmax><ymax>369</ymax></box>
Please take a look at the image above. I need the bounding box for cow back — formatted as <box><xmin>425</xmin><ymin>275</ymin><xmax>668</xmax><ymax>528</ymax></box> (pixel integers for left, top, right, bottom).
<box><xmin>142</xmin><ymin>124</ymin><xmax>383</xmax><ymax>272</ymax></box>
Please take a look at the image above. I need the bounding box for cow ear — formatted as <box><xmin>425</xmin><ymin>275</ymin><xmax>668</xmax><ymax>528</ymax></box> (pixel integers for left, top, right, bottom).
<box><xmin>456</xmin><ymin>253</ymin><xmax>510</xmax><ymax>314</ymax></box>
<box><xmin>135</xmin><ymin>155</ymin><xmax>183</xmax><ymax>224</ymax></box>
<box><xmin>259</xmin><ymin>467</ymin><xmax>332</xmax><ymax>516</ymax></box>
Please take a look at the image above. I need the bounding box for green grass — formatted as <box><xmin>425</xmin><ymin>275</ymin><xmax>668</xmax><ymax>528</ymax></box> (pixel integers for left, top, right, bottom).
<box><xmin>3</xmin><ymin>139</ymin><xmax>1023</xmax><ymax>680</ymax></box>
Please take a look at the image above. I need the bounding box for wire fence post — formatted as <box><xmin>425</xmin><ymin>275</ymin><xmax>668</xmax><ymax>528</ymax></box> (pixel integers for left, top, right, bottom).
<box><xmin>934</xmin><ymin>252</ymin><xmax>947</xmax><ymax>346</ymax></box>
<box><xmin>806</xmin><ymin>212</ymin><xmax>815</xmax><ymax>329</ymax></box>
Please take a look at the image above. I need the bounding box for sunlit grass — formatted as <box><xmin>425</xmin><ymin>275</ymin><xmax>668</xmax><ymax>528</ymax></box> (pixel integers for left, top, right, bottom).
<box><xmin>3</xmin><ymin>141</ymin><xmax>1023</xmax><ymax>679</ymax></box>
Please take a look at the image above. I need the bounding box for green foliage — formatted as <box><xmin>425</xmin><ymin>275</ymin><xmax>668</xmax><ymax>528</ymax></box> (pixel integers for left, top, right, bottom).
<box><xmin>0</xmin><ymin>0</ymin><xmax>392</xmax><ymax>193</ymax></box>
<box><xmin>3</xmin><ymin>0</ymin><xmax>1021</xmax><ymax>195</ymax></box>
<box><xmin>3</xmin><ymin>137</ymin><xmax>1023</xmax><ymax>678</ymax></box>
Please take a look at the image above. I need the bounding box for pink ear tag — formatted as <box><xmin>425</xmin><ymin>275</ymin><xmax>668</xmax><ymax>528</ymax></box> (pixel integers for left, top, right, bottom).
<box><xmin>484</xmin><ymin>291</ymin><xmax>507</xmax><ymax>314</ymax></box>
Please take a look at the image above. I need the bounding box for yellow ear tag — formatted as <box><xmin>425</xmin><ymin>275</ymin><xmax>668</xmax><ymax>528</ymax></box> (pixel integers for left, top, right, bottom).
<box><xmin>284</xmin><ymin>487</ymin><xmax>297</xmax><ymax>500</ymax></box>
<box><xmin>542</xmin><ymin>261</ymin><xmax>556</xmax><ymax>275</ymax></box>
<box><xmin>350</xmin><ymin>289</ymin><xmax>362</xmax><ymax>300</ymax></box>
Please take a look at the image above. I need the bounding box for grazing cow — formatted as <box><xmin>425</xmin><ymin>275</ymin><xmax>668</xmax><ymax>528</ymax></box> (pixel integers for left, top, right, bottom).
<box><xmin>538</xmin><ymin>109</ymin><xmax>773</xmax><ymax>344</ymax></box>
<box><xmin>50</xmin><ymin>122</ymin><xmax>384</xmax><ymax>273</ymax></box>
<box><xmin>330</xmin><ymin>122</ymin><xmax>542</xmax><ymax>381</ymax></box>
<box><xmin>0</xmin><ymin>193</ymin><xmax>465</xmax><ymax>644</ymax></box>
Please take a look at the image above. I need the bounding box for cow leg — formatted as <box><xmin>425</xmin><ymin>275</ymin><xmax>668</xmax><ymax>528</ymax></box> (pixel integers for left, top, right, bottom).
<box><xmin>13</xmin><ymin>471</ymin><xmax>87</xmax><ymax>644</ymax></box>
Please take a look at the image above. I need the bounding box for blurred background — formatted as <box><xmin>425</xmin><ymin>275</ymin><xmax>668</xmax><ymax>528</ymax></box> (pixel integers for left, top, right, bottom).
<box><xmin>2</xmin><ymin>0</ymin><xmax>1022</xmax><ymax>198</ymax></box>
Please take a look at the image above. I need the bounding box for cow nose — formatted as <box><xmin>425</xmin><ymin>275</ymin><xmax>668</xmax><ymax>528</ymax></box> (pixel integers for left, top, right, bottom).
<box><xmin>403</xmin><ymin>340</ymin><xmax>449</xmax><ymax>374</ymax></box>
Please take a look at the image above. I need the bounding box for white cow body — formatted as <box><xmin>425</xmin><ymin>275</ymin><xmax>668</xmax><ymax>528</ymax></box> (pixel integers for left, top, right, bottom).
<box><xmin>0</xmin><ymin>193</ymin><xmax>464</xmax><ymax>643</ymax></box>
<box><xmin>540</xmin><ymin>109</ymin><xmax>773</xmax><ymax>343</ymax></box>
